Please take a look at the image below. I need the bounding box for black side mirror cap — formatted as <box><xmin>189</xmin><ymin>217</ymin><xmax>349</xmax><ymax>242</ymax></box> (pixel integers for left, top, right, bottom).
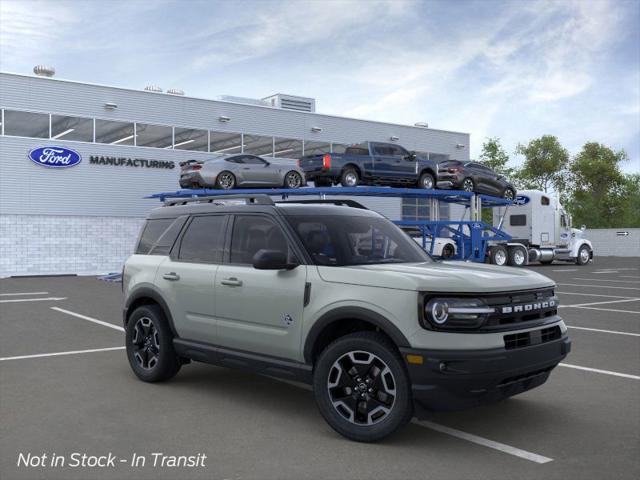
<box><xmin>252</xmin><ymin>249</ymin><xmax>298</xmax><ymax>270</ymax></box>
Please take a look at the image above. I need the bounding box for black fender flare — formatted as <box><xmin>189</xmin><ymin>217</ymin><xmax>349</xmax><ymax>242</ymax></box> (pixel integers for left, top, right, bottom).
<box><xmin>341</xmin><ymin>163</ymin><xmax>364</xmax><ymax>179</ymax></box>
<box><xmin>123</xmin><ymin>287</ymin><xmax>178</xmax><ymax>337</ymax></box>
<box><xmin>419</xmin><ymin>167</ymin><xmax>436</xmax><ymax>179</ymax></box>
<box><xmin>303</xmin><ymin>306</ymin><xmax>411</xmax><ymax>363</ymax></box>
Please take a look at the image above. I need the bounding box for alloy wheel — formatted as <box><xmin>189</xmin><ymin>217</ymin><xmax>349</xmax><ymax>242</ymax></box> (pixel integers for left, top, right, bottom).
<box><xmin>462</xmin><ymin>179</ymin><xmax>474</xmax><ymax>192</ymax></box>
<box><xmin>327</xmin><ymin>350</ymin><xmax>396</xmax><ymax>426</ymax></box>
<box><xmin>218</xmin><ymin>173</ymin><xmax>235</xmax><ymax>189</ymax></box>
<box><xmin>344</xmin><ymin>172</ymin><xmax>358</xmax><ymax>187</ymax></box>
<box><xmin>580</xmin><ymin>247</ymin><xmax>590</xmax><ymax>263</ymax></box>
<box><xmin>494</xmin><ymin>249</ymin><xmax>507</xmax><ymax>266</ymax></box>
<box><xmin>421</xmin><ymin>175</ymin><xmax>434</xmax><ymax>189</ymax></box>
<box><xmin>504</xmin><ymin>189</ymin><xmax>515</xmax><ymax>200</ymax></box>
<box><xmin>131</xmin><ymin>317</ymin><xmax>160</xmax><ymax>370</ymax></box>
<box><xmin>513</xmin><ymin>248</ymin><xmax>525</xmax><ymax>265</ymax></box>
<box><xmin>286</xmin><ymin>172</ymin><xmax>302</xmax><ymax>188</ymax></box>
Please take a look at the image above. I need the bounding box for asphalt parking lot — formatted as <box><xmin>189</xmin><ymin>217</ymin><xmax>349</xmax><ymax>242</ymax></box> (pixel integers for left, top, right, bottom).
<box><xmin>1</xmin><ymin>257</ymin><xmax>639</xmax><ymax>480</ymax></box>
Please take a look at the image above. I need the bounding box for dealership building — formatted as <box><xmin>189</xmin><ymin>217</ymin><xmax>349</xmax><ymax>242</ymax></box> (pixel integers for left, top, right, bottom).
<box><xmin>0</xmin><ymin>69</ymin><xmax>470</xmax><ymax>277</ymax></box>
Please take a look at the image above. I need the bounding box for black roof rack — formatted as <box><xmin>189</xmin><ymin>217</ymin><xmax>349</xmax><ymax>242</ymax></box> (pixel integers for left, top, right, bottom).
<box><xmin>276</xmin><ymin>199</ymin><xmax>369</xmax><ymax>209</ymax></box>
<box><xmin>163</xmin><ymin>194</ymin><xmax>274</xmax><ymax>207</ymax></box>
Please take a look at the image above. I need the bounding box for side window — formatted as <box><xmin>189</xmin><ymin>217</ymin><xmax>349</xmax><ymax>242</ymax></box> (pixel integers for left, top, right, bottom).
<box><xmin>226</xmin><ymin>156</ymin><xmax>243</xmax><ymax>164</ymax></box>
<box><xmin>541</xmin><ymin>196</ymin><xmax>550</xmax><ymax>206</ymax></box>
<box><xmin>178</xmin><ymin>215</ymin><xmax>226</xmax><ymax>263</ymax></box>
<box><xmin>389</xmin><ymin>145</ymin><xmax>409</xmax><ymax>157</ymax></box>
<box><xmin>243</xmin><ymin>155</ymin><xmax>267</xmax><ymax>165</ymax></box>
<box><xmin>372</xmin><ymin>144</ymin><xmax>391</xmax><ymax>156</ymax></box>
<box><xmin>561</xmin><ymin>215</ymin><xmax>567</xmax><ymax>228</ymax></box>
<box><xmin>230</xmin><ymin>216</ymin><xmax>291</xmax><ymax>264</ymax></box>
<box><xmin>510</xmin><ymin>215</ymin><xmax>527</xmax><ymax>226</ymax></box>
<box><xmin>136</xmin><ymin>218</ymin><xmax>174</xmax><ymax>254</ymax></box>
<box><xmin>149</xmin><ymin>216</ymin><xmax>188</xmax><ymax>255</ymax></box>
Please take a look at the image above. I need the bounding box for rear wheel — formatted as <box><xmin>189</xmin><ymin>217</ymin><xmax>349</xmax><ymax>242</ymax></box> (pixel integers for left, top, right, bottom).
<box><xmin>216</xmin><ymin>171</ymin><xmax>236</xmax><ymax>190</ymax></box>
<box><xmin>418</xmin><ymin>172</ymin><xmax>435</xmax><ymax>190</ymax></box>
<box><xmin>490</xmin><ymin>245</ymin><xmax>508</xmax><ymax>266</ymax></box>
<box><xmin>441</xmin><ymin>243</ymin><xmax>455</xmax><ymax>259</ymax></box>
<box><xmin>340</xmin><ymin>168</ymin><xmax>360</xmax><ymax>187</ymax></box>
<box><xmin>576</xmin><ymin>245</ymin><xmax>591</xmax><ymax>265</ymax></box>
<box><xmin>508</xmin><ymin>246</ymin><xmax>527</xmax><ymax>267</ymax></box>
<box><xmin>462</xmin><ymin>178</ymin><xmax>475</xmax><ymax>192</ymax></box>
<box><xmin>313</xmin><ymin>332</ymin><xmax>413</xmax><ymax>442</ymax></box>
<box><xmin>284</xmin><ymin>170</ymin><xmax>303</xmax><ymax>189</ymax></box>
<box><xmin>125</xmin><ymin>305</ymin><xmax>181</xmax><ymax>383</ymax></box>
<box><xmin>503</xmin><ymin>188</ymin><xmax>516</xmax><ymax>201</ymax></box>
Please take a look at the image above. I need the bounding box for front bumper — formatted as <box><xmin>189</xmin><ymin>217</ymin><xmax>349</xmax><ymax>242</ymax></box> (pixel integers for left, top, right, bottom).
<box><xmin>400</xmin><ymin>335</ymin><xmax>571</xmax><ymax>412</ymax></box>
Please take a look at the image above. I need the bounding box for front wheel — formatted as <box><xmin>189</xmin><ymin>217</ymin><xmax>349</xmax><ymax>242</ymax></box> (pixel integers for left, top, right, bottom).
<box><xmin>313</xmin><ymin>332</ymin><xmax>413</xmax><ymax>442</ymax></box>
<box><xmin>576</xmin><ymin>245</ymin><xmax>591</xmax><ymax>265</ymax></box>
<box><xmin>462</xmin><ymin>178</ymin><xmax>475</xmax><ymax>192</ymax></box>
<box><xmin>284</xmin><ymin>170</ymin><xmax>303</xmax><ymax>189</ymax></box>
<box><xmin>418</xmin><ymin>172</ymin><xmax>435</xmax><ymax>190</ymax></box>
<box><xmin>125</xmin><ymin>305</ymin><xmax>181</xmax><ymax>383</ymax></box>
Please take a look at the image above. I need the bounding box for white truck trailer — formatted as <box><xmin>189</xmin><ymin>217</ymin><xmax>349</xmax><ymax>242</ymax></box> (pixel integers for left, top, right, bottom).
<box><xmin>489</xmin><ymin>190</ymin><xmax>593</xmax><ymax>267</ymax></box>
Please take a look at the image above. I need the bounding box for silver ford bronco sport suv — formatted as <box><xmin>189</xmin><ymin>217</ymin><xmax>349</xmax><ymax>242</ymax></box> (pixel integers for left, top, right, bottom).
<box><xmin>123</xmin><ymin>194</ymin><xmax>570</xmax><ymax>442</ymax></box>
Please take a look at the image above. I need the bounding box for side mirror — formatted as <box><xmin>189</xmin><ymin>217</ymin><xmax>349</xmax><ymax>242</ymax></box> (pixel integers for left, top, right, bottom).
<box><xmin>252</xmin><ymin>249</ymin><xmax>298</xmax><ymax>270</ymax></box>
<box><xmin>405</xmin><ymin>151</ymin><xmax>416</xmax><ymax>161</ymax></box>
<box><xmin>581</xmin><ymin>225</ymin><xmax>586</xmax><ymax>231</ymax></box>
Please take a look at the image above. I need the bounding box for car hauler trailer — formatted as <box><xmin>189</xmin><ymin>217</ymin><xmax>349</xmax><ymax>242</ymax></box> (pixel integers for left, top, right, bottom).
<box><xmin>148</xmin><ymin>186</ymin><xmax>592</xmax><ymax>267</ymax></box>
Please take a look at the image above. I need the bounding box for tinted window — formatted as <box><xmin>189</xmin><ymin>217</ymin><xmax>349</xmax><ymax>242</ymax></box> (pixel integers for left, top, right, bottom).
<box><xmin>178</xmin><ymin>215</ymin><xmax>226</xmax><ymax>263</ymax></box>
<box><xmin>345</xmin><ymin>147</ymin><xmax>369</xmax><ymax>156</ymax></box>
<box><xmin>4</xmin><ymin>110</ymin><xmax>49</xmax><ymax>138</ymax></box>
<box><xmin>226</xmin><ymin>156</ymin><xmax>244</xmax><ymax>164</ymax></box>
<box><xmin>51</xmin><ymin>114</ymin><xmax>94</xmax><ymax>142</ymax></box>
<box><xmin>136</xmin><ymin>218</ymin><xmax>174</xmax><ymax>254</ymax></box>
<box><xmin>541</xmin><ymin>196</ymin><xmax>550</xmax><ymax>206</ymax></box>
<box><xmin>230</xmin><ymin>216</ymin><xmax>291</xmax><ymax>264</ymax></box>
<box><xmin>149</xmin><ymin>216</ymin><xmax>188</xmax><ymax>255</ymax></box>
<box><xmin>287</xmin><ymin>215</ymin><xmax>431</xmax><ymax>266</ymax></box>
<box><xmin>95</xmin><ymin>119</ymin><xmax>135</xmax><ymax>145</ymax></box>
<box><xmin>242</xmin><ymin>155</ymin><xmax>267</xmax><ymax>165</ymax></box>
<box><xmin>388</xmin><ymin>145</ymin><xmax>409</xmax><ymax>157</ymax></box>
<box><xmin>510</xmin><ymin>215</ymin><xmax>527</xmax><ymax>226</ymax></box>
<box><xmin>372</xmin><ymin>144</ymin><xmax>393</xmax><ymax>155</ymax></box>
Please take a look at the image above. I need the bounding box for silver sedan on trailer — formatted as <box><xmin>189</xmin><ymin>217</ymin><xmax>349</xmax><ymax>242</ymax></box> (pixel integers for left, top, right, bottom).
<box><xmin>179</xmin><ymin>154</ymin><xmax>306</xmax><ymax>190</ymax></box>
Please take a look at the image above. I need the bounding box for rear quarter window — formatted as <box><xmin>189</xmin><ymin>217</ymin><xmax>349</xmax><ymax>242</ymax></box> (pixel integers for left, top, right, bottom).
<box><xmin>136</xmin><ymin>218</ymin><xmax>174</xmax><ymax>254</ymax></box>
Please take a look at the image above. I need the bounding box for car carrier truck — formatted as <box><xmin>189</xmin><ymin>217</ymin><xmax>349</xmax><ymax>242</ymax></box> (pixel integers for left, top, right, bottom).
<box><xmin>488</xmin><ymin>190</ymin><xmax>593</xmax><ymax>267</ymax></box>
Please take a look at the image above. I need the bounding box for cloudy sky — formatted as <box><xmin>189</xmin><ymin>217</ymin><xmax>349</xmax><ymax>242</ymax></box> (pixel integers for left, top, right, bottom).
<box><xmin>1</xmin><ymin>0</ymin><xmax>638</xmax><ymax>172</ymax></box>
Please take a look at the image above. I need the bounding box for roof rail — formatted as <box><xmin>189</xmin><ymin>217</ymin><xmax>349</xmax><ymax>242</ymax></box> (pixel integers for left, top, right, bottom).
<box><xmin>164</xmin><ymin>194</ymin><xmax>274</xmax><ymax>207</ymax></box>
<box><xmin>276</xmin><ymin>199</ymin><xmax>369</xmax><ymax>209</ymax></box>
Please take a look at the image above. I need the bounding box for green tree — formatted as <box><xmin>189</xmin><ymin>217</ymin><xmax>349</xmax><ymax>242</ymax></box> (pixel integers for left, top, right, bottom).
<box><xmin>618</xmin><ymin>174</ymin><xmax>640</xmax><ymax>227</ymax></box>
<box><xmin>479</xmin><ymin>137</ymin><xmax>514</xmax><ymax>177</ymax></box>
<box><xmin>567</xmin><ymin>142</ymin><xmax>631</xmax><ymax>228</ymax></box>
<box><xmin>515</xmin><ymin>135</ymin><xmax>569</xmax><ymax>193</ymax></box>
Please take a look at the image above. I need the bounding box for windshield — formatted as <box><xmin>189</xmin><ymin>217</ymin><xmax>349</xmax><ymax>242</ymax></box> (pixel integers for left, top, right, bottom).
<box><xmin>286</xmin><ymin>215</ymin><xmax>432</xmax><ymax>266</ymax></box>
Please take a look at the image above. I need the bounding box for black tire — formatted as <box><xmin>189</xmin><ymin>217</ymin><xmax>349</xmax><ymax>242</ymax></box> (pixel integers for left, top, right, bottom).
<box><xmin>441</xmin><ymin>243</ymin><xmax>455</xmax><ymax>259</ymax></box>
<box><xmin>576</xmin><ymin>245</ymin><xmax>591</xmax><ymax>265</ymax></box>
<box><xmin>313</xmin><ymin>332</ymin><xmax>413</xmax><ymax>442</ymax></box>
<box><xmin>340</xmin><ymin>167</ymin><xmax>360</xmax><ymax>187</ymax></box>
<box><xmin>503</xmin><ymin>188</ymin><xmax>516</xmax><ymax>201</ymax></box>
<box><xmin>490</xmin><ymin>245</ymin><xmax>508</xmax><ymax>266</ymax></box>
<box><xmin>216</xmin><ymin>171</ymin><xmax>236</xmax><ymax>190</ymax></box>
<box><xmin>418</xmin><ymin>172</ymin><xmax>435</xmax><ymax>190</ymax></box>
<box><xmin>462</xmin><ymin>177</ymin><xmax>475</xmax><ymax>192</ymax></box>
<box><xmin>507</xmin><ymin>246</ymin><xmax>527</xmax><ymax>267</ymax></box>
<box><xmin>314</xmin><ymin>178</ymin><xmax>332</xmax><ymax>187</ymax></box>
<box><xmin>125</xmin><ymin>305</ymin><xmax>181</xmax><ymax>383</ymax></box>
<box><xmin>284</xmin><ymin>170</ymin><xmax>303</xmax><ymax>189</ymax></box>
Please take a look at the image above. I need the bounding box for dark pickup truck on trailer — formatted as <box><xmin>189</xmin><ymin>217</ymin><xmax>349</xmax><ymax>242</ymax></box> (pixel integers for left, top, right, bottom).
<box><xmin>298</xmin><ymin>141</ymin><xmax>439</xmax><ymax>189</ymax></box>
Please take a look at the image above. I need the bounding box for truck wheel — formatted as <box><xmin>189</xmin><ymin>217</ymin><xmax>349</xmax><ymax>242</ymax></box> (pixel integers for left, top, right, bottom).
<box><xmin>125</xmin><ymin>305</ymin><xmax>181</xmax><ymax>383</ymax></box>
<box><xmin>313</xmin><ymin>332</ymin><xmax>413</xmax><ymax>442</ymax></box>
<box><xmin>576</xmin><ymin>245</ymin><xmax>591</xmax><ymax>265</ymax></box>
<box><xmin>216</xmin><ymin>171</ymin><xmax>236</xmax><ymax>189</ymax></box>
<box><xmin>340</xmin><ymin>168</ymin><xmax>360</xmax><ymax>187</ymax></box>
<box><xmin>507</xmin><ymin>246</ymin><xmax>527</xmax><ymax>267</ymax></box>
<box><xmin>490</xmin><ymin>245</ymin><xmax>508</xmax><ymax>266</ymax></box>
<box><xmin>441</xmin><ymin>243</ymin><xmax>455</xmax><ymax>259</ymax></box>
<box><xmin>418</xmin><ymin>172</ymin><xmax>435</xmax><ymax>190</ymax></box>
<box><xmin>462</xmin><ymin>178</ymin><xmax>475</xmax><ymax>192</ymax></box>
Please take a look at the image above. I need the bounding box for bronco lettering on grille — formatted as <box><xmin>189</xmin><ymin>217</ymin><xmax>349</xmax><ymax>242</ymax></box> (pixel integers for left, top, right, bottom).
<box><xmin>501</xmin><ymin>299</ymin><xmax>556</xmax><ymax>314</ymax></box>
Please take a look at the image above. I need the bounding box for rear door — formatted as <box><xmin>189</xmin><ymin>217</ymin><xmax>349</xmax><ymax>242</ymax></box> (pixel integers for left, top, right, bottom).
<box><xmin>387</xmin><ymin>144</ymin><xmax>416</xmax><ymax>181</ymax></box>
<box><xmin>156</xmin><ymin>214</ymin><xmax>228</xmax><ymax>343</ymax></box>
<box><xmin>214</xmin><ymin>214</ymin><xmax>307</xmax><ymax>360</ymax></box>
<box><xmin>370</xmin><ymin>143</ymin><xmax>395</xmax><ymax>179</ymax></box>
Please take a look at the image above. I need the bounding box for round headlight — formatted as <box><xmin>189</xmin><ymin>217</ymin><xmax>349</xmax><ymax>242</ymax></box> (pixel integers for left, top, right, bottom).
<box><xmin>430</xmin><ymin>300</ymin><xmax>449</xmax><ymax>324</ymax></box>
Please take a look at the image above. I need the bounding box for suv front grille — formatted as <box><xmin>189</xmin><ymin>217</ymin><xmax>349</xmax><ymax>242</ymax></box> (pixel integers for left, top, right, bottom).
<box><xmin>504</xmin><ymin>326</ymin><xmax>561</xmax><ymax>350</ymax></box>
<box><xmin>480</xmin><ymin>288</ymin><xmax>558</xmax><ymax>331</ymax></box>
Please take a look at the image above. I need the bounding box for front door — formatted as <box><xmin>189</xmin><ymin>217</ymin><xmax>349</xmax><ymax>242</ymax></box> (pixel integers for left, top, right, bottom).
<box><xmin>239</xmin><ymin>155</ymin><xmax>278</xmax><ymax>185</ymax></box>
<box><xmin>156</xmin><ymin>214</ymin><xmax>228</xmax><ymax>343</ymax></box>
<box><xmin>215</xmin><ymin>214</ymin><xmax>307</xmax><ymax>360</ymax></box>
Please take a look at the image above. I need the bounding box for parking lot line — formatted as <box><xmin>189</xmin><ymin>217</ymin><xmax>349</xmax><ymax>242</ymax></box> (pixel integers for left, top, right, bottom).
<box><xmin>572</xmin><ymin>278</ymin><xmax>640</xmax><ymax>284</ymax></box>
<box><xmin>620</xmin><ymin>276</ymin><xmax>640</xmax><ymax>279</ymax></box>
<box><xmin>559</xmin><ymin>363</ymin><xmax>640</xmax><ymax>380</ymax></box>
<box><xmin>0</xmin><ymin>291</ymin><xmax>49</xmax><ymax>296</ymax></box>
<box><xmin>0</xmin><ymin>346</ymin><xmax>125</xmax><ymax>362</ymax></box>
<box><xmin>559</xmin><ymin>298</ymin><xmax>640</xmax><ymax>308</ymax></box>
<box><xmin>566</xmin><ymin>306</ymin><xmax>640</xmax><ymax>314</ymax></box>
<box><xmin>0</xmin><ymin>296</ymin><xmax>67</xmax><ymax>303</ymax></box>
<box><xmin>557</xmin><ymin>291</ymin><xmax>636</xmax><ymax>299</ymax></box>
<box><xmin>567</xmin><ymin>325</ymin><xmax>640</xmax><ymax>337</ymax></box>
<box><xmin>552</xmin><ymin>269</ymin><xmax>578</xmax><ymax>272</ymax></box>
<box><xmin>558</xmin><ymin>283</ymin><xmax>640</xmax><ymax>291</ymax></box>
<box><xmin>51</xmin><ymin>307</ymin><xmax>125</xmax><ymax>332</ymax></box>
<box><xmin>413</xmin><ymin>420</ymin><xmax>553</xmax><ymax>464</ymax></box>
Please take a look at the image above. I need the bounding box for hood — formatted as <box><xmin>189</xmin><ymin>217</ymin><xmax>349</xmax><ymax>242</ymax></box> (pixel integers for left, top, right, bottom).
<box><xmin>317</xmin><ymin>261</ymin><xmax>555</xmax><ymax>293</ymax></box>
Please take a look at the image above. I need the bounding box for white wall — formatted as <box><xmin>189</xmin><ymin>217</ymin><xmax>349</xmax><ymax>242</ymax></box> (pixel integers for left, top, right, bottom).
<box><xmin>586</xmin><ymin>228</ymin><xmax>640</xmax><ymax>257</ymax></box>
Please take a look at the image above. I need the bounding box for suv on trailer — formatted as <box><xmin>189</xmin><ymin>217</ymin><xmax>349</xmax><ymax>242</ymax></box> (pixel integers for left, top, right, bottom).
<box><xmin>123</xmin><ymin>195</ymin><xmax>570</xmax><ymax>442</ymax></box>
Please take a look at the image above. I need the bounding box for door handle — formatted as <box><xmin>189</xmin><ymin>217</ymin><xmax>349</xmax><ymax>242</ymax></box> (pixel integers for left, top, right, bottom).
<box><xmin>162</xmin><ymin>272</ymin><xmax>180</xmax><ymax>281</ymax></box>
<box><xmin>221</xmin><ymin>277</ymin><xmax>243</xmax><ymax>287</ymax></box>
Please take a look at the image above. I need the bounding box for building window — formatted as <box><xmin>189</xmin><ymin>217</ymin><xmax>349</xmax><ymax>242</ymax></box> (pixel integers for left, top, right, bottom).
<box><xmin>174</xmin><ymin>127</ymin><xmax>208</xmax><ymax>151</ymax></box>
<box><xmin>210</xmin><ymin>131</ymin><xmax>243</xmax><ymax>154</ymax></box>
<box><xmin>3</xmin><ymin>110</ymin><xmax>49</xmax><ymax>138</ymax></box>
<box><xmin>244</xmin><ymin>134</ymin><xmax>274</xmax><ymax>156</ymax></box>
<box><xmin>51</xmin><ymin>114</ymin><xmax>93</xmax><ymax>142</ymax></box>
<box><xmin>95</xmin><ymin>119</ymin><xmax>135</xmax><ymax>145</ymax></box>
<box><xmin>402</xmin><ymin>198</ymin><xmax>430</xmax><ymax>221</ymax></box>
<box><xmin>273</xmin><ymin>137</ymin><xmax>303</xmax><ymax>159</ymax></box>
<box><xmin>135</xmin><ymin>123</ymin><xmax>173</xmax><ymax>149</ymax></box>
<box><xmin>303</xmin><ymin>140</ymin><xmax>330</xmax><ymax>156</ymax></box>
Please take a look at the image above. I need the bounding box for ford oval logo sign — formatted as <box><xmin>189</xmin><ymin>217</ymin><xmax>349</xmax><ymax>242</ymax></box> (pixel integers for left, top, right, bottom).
<box><xmin>514</xmin><ymin>195</ymin><xmax>530</xmax><ymax>205</ymax></box>
<box><xmin>28</xmin><ymin>146</ymin><xmax>82</xmax><ymax>168</ymax></box>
